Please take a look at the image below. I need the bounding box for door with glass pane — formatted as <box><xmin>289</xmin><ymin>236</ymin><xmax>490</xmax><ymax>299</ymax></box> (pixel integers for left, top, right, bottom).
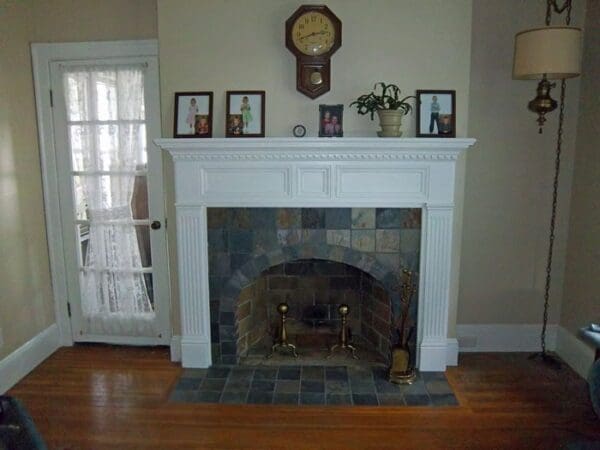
<box><xmin>50</xmin><ymin>57</ymin><xmax>170</xmax><ymax>345</ymax></box>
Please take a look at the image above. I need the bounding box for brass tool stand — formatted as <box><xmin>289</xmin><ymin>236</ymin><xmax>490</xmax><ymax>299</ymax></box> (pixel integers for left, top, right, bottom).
<box><xmin>266</xmin><ymin>302</ymin><xmax>298</xmax><ymax>359</ymax></box>
<box><xmin>327</xmin><ymin>304</ymin><xmax>358</xmax><ymax>359</ymax></box>
<box><xmin>389</xmin><ymin>270</ymin><xmax>417</xmax><ymax>384</ymax></box>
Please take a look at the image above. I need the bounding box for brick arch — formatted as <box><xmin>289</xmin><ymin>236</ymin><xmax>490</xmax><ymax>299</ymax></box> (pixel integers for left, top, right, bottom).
<box><xmin>214</xmin><ymin>243</ymin><xmax>401</xmax><ymax>364</ymax></box>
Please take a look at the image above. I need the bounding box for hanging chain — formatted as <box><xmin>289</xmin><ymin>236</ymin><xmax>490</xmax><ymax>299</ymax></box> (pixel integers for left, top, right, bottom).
<box><xmin>540</xmin><ymin>0</ymin><xmax>571</xmax><ymax>356</ymax></box>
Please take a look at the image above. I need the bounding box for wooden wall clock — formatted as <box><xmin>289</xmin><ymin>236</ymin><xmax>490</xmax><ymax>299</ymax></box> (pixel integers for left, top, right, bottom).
<box><xmin>285</xmin><ymin>5</ymin><xmax>342</xmax><ymax>99</ymax></box>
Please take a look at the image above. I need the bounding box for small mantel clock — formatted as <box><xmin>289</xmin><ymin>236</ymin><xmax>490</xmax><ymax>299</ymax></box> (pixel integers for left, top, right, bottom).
<box><xmin>285</xmin><ymin>5</ymin><xmax>342</xmax><ymax>99</ymax></box>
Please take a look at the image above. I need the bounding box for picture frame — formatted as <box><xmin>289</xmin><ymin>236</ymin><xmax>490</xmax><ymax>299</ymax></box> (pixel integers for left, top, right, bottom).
<box><xmin>318</xmin><ymin>104</ymin><xmax>344</xmax><ymax>137</ymax></box>
<box><xmin>226</xmin><ymin>91</ymin><xmax>265</xmax><ymax>137</ymax></box>
<box><xmin>173</xmin><ymin>92</ymin><xmax>213</xmax><ymax>138</ymax></box>
<box><xmin>415</xmin><ymin>90</ymin><xmax>456</xmax><ymax>138</ymax></box>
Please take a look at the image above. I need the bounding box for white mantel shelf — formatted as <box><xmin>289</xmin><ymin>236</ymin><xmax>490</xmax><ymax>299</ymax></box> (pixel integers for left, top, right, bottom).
<box><xmin>155</xmin><ymin>137</ymin><xmax>476</xmax><ymax>371</ymax></box>
<box><xmin>157</xmin><ymin>137</ymin><xmax>475</xmax><ymax>157</ymax></box>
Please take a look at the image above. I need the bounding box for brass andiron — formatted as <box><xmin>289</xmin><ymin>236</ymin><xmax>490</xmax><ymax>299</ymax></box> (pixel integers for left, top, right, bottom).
<box><xmin>267</xmin><ymin>302</ymin><xmax>298</xmax><ymax>359</ymax></box>
<box><xmin>327</xmin><ymin>304</ymin><xmax>359</xmax><ymax>359</ymax></box>
<box><xmin>389</xmin><ymin>270</ymin><xmax>417</xmax><ymax>384</ymax></box>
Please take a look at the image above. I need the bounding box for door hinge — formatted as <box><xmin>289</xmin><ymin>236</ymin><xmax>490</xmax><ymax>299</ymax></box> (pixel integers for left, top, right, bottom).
<box><xmin>67</xmin><ymin>302</ymin><xmax>71</xmax><ymax>317</ymax></box>
<box><xmin>164</xmin><ymin>218</ymin><xmax>168</xmax><ymax>229</ymax></box>
<box><xmin>49</xmin><ymin>90</ymin><xmax>54</xmax><ymax>107</ymax></box>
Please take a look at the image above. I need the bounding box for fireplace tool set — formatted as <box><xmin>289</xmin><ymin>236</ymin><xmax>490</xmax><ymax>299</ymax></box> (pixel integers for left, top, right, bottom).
<box><xmin>266</xmin><ymin>269</ymin><xmax>417</xmax><ymax>385</ymax></box>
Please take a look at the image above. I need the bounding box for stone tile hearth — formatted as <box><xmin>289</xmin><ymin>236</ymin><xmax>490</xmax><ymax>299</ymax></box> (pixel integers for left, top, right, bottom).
<box><xmin>168</xmin><ymin>364</ymin><xmax>457</xmax><ymax>407</ymax></box>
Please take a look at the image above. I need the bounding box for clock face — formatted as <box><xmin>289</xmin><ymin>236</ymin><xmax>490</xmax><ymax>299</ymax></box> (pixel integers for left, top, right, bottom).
<box><xmin>291</xmin><ymin>12</ymin><xmax>336</xmax><ymax>56</ymax></box>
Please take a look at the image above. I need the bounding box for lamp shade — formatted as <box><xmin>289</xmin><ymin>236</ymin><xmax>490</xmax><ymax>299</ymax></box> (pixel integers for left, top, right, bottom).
<box><xmin>513</xmin><ymin>26</ymin><xmax>582</xmax><ymax>80</ymax></box>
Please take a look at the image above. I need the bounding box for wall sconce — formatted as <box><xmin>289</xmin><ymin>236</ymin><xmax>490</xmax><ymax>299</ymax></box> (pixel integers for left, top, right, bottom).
<box><xmin>512</xmin><ymin>0</ymin><xmax>582</xmax><ymax>368</ymax></box>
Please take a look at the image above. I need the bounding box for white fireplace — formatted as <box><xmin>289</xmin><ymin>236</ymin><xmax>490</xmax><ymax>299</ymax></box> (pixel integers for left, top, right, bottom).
<box><xmin>156</xmin><ymin>137</ymin><xmax>475</xmax><ymax>371</ymax></box>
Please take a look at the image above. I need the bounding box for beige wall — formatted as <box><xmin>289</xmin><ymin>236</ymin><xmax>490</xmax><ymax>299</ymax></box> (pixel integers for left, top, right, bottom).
<box><xmin>157</xmin><ymin>0</ymin><xmax>474</xmax><ymax>335</ymax></box>
<box><xmin>561</xmin><ymin>0</ymin><xmax>600</xmax><ymax>336</ymax></box>
<box><xmin>458</xmin><ymin>0</ymin><xmax>584</xmax><ymax>326</ymax></box>
<box><xmin>0</xmin><ymin>0</ymin><xmax>157</xmax><ymax>359</ymax></box>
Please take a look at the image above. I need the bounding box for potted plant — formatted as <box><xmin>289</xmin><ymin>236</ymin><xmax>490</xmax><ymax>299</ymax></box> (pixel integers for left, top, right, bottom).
<box><xmin>349</xmin><ymin>82</ymin><xmax>415</xmax><ymax>137</ymax></box>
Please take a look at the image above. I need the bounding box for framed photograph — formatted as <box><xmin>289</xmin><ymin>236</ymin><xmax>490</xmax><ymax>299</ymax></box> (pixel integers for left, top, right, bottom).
<box><xmin>173</xmin><ymin>92</ymin><xmax>213</xmax><ymax>138</ymax></box>
<box><xmin>318</xmin><ymin>104</ymin><xmax>343</xmax><ymax>137</ymax></box>
<box><xmin>416</xmin><ymin>90</ymin><xmax>456</xmax><ymax>138</ymax></box>
<box><xmin>226</xmin><ymin>91</ymin><xmax>265</xmax><ymax>137</ymax></box>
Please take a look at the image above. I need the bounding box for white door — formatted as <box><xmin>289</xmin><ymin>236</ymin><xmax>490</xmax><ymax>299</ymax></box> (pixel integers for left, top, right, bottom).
<box><xmin>37</xmin><ymin>43</ymin><xmax>170</xmax><ymax>345</ymax></box>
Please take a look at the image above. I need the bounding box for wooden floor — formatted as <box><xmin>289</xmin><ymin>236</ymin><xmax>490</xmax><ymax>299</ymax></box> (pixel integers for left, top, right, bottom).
<box><xmin>8</xmin><ymin>345</ymin><xmax>600</xmax><ymax>449</ymax></box>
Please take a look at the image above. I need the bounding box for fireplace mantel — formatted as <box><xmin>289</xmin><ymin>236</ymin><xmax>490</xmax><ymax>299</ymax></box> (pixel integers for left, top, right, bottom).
<box><xmin>156</xmin><ymin>137</ymin><xmax>475</xmax><ymax>371</ymax></box>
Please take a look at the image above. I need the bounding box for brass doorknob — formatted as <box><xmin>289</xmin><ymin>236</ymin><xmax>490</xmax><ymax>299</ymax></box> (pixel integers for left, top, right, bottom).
<box><xmin>150</xmin><ymin>220</ymin><xmax>161</xmax><ymax>230</ymax></box>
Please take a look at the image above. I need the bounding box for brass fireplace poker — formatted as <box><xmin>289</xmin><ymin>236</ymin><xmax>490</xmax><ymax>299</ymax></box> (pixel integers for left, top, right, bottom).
<box><xmin>389</xmin><ymin>269</ymin><xmax>417</xmax><ymax>384</ymax></box>
<box><xmin>327</xmin><ymin>304</ymin><xmax>359</xmax><ymax>359</ymax></box>
<box><xmin>266</xmin><ymin>302</ymin><xmax>298</xmax><ymax>359</ymax></box>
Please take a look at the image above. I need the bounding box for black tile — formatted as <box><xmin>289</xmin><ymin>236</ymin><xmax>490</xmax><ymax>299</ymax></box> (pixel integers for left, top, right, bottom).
<box><xmin>275</xmin><ymin>380</ymin><xmax>300</xmax><ymax>394</ymax></box>
<box><xmin>210</xmin><ymin>323</ymin><xmax>220</xmax><ymax>343</ymax></box>
<box><xmin>375</xmin><ymin>208</ymin><xmax>402</xmax><ymax>229</ymax></box>
<box><xmin>229</xmin><ymin>367</ymin><xmax>255</xmax><ymax>380</ymax></box>
<box><xmin>302</xmin><ymin>366</ymin><xmax>324</xmax><ymax>380</ymax></box>
<box><xmin>352</xmin><ymin>393</ymin><xmax>379</xmax><ymax>406</ymax></box>
<box><xmin>196</xmin><ymin>391</ymin><xmax>222</xmax><ymax>403</ymax></box>
<box><xmin>301</xmin><ymin>380</ymin><xmax>325</xmax><ymax>393</ymax></box>
<box><xmin>174</xmin><ymin>377</ymin><xmax>202</xmax><ymax>391</ymax></box>
<box><xmin>253</xmin><ymin>367</ymin><xmax>278</xmax><ymax>381</ymax></box>
<box><xmin>221</xmin><ymin>355</ymin><xmax>237</xmax><ymax>365</ymax></box>
<box><xmin>300</xmin><ymin>392</ymin><xmax>325</xmax><ymax>405</ymax></box>
<box><xmin>326</xmin><ymin>393</ymin><xmax>353</xmax><ymax>405</ymax></box>
<box><xmin>430</xmin><ymin>394</ymin><xmax>458</xmax><ymax>407</ymax></box>
<box><xmin>219</xmin><ymin>312</ymin><xmax>235</xmax><ymax>326</ymax></box>
<box><xmin>420</xmin><ymin>371</ymin><xmax>447</xmax><ymax>382</ymax></box>
<box><xmin>206</xmin><ymin>366</ymin><xmax>231</xmax><ymax>379</ymax></box>
<box><xmin>404</xmin><ymin>394</ymin><xmax>432</xmax><ymax>406</ymax></box>
<box><xmin>219</xmin><ymin>325</ymin><xmax>235</xmax><ymax>341</ymax></box>
<box><xmin>220</xmin><ymin>391</ymin><xmax>248</xmax><ymax>404</ymax></box>
<box><xmin>349</xmin><ymin>380</ymin><xmax>376</xmax><ymax>394</ymax></box>
<box><xmin>325</xmin><ymin>380</ymin><xmax>350</xmax><ymax>394</ymax></box>
<box><xmin>247</xmin><ymin>390</ymin><xmax>273</xmax><ymax>404</ymax></box>
<box><xmin>224</xmin><ymin>379</ymin><xmax>251</xmax><ymax>392</ymax></box>
<box><xmin>375</xmin><ymin>378</ymin><xmax>402</xmax><ymax>394</ymax></box>
<box><xmin>301</xmin><ymin>208</ymin><xmax>326</xmax><ymax>229</ymax></box>
<box><xmin>325</xmin><ymin>208</ymin><xmax>351</xmax><ymax>229</ymax></box>
<box><xmin>220</xmin><ymin>341</ymin><xmax>236</xmax><ymax>356</ymax></box>
<box><xmin>377</xmin><ymin>394</ymin><xmax>405</xmax><ymax>406</ymax></box>
<box><xmin>200</xmin><ymin>378</ymin><xmax>226</xmax><ymax>391</ymax></box>
<box><xmin>273</xmin><ymin>393</ymin><xmax>299</xmax><ymax>405</ymax></box>
<box><xmin>371</xmin><ymin>367</ymin><xmax>388</xmax><ymax>381</ymax></box>
<box><xmin>325</xmin><ymin>366</ymin><xmax>348</xmax><ymax>381</ymax></box>
<box><xmin>251</xmin><ymin>380</ymin><xmax>275</xmax><ymax>391</ymax></box>
<box><xmin>278</xmin><ymin>367</ymin><xmax>301</xmax><ymax>380</ymax></box>
<box><xmin>230</xmin><ymin>253</ymin><xmax>251</xmax><ymax>271</ymax></box>
<box><xmin>347</xmin><ymin>368</ymin><xmax>373</xmax><ymax>382</ymax></box>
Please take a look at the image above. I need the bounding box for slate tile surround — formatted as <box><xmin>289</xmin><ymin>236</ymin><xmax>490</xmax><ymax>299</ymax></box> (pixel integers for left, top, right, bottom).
<box><xmin>169</xmin><ymin>364</ymin><xmax>457</xmax><ymax>407</ymax></box>
<box><xmin>207</xmin><ymin>208</ymin><xmax>421</xmax><ymax>365</ymax></box>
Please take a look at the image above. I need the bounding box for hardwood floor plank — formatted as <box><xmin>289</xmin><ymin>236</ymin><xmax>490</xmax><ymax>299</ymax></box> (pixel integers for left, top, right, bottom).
<box><xmin>7</xmin><ymin>345</ymin><xmax>600</xmax><ymax>449</ymax></box>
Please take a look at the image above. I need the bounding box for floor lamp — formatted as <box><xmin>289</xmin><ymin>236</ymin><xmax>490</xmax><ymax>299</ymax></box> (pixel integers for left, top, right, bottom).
<box><xmin>512</xmin><ymin>0</ymin><xmax>582</xmax><ymax>367</ymax></box>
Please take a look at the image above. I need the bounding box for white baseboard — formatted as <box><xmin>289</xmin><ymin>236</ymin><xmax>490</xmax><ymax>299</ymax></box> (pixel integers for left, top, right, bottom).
<box><xmin>0</xmin><ymin>324</ymin><xmax>60</xmax><ymax>394</ymax></box>
<box><xmin>555</xmin><ymin>326</ymin><xmax>595</xmax><ymax>379</ymax></box>
<box><xmin>446</xmin><ymin>338</ymin><xmax>459</xmax><ymax>366</ymax></box>
<box><xmin>170</xmin><ymin>335</ymin><xmax>181</xmax><ymax>362</ymax></box>
<box><xmin>456</xmin><ymin>324</ymin><xmax>558</xmax><ymax>353</ymax></box>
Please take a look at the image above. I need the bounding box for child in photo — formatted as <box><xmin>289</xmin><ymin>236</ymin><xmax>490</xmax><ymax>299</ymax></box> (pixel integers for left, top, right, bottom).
<box><xmin>240</xmin><ymin>96</ymin><xmax>253</xmax><ymax>133</ymax></box>
<box><xmin>186</xmin><ymin>98</ymin><xmax>198</xmax><ymax>133</ymax></box>
<box><xmin>229</xmin><ymin>115</ymin><xmax>243</xmax><ymax>135</ymax></box>
<box><xmin>195</xmin><ymin>115</ymin><xmax>209</xmax><ymax>135</ymax></box>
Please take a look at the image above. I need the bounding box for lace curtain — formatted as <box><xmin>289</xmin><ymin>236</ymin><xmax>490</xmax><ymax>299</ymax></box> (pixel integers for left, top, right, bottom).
<box><xmin>63</xmin><ymin>64</ymin><xmax>155</xmax><ymax>336</ymax></box>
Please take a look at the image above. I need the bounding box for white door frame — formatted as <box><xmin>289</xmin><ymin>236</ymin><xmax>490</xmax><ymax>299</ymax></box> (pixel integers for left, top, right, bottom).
<box><xmin>31</xmin><ymin>40</ymin><xmax>171</xmax><ymax>347</ymax></box>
